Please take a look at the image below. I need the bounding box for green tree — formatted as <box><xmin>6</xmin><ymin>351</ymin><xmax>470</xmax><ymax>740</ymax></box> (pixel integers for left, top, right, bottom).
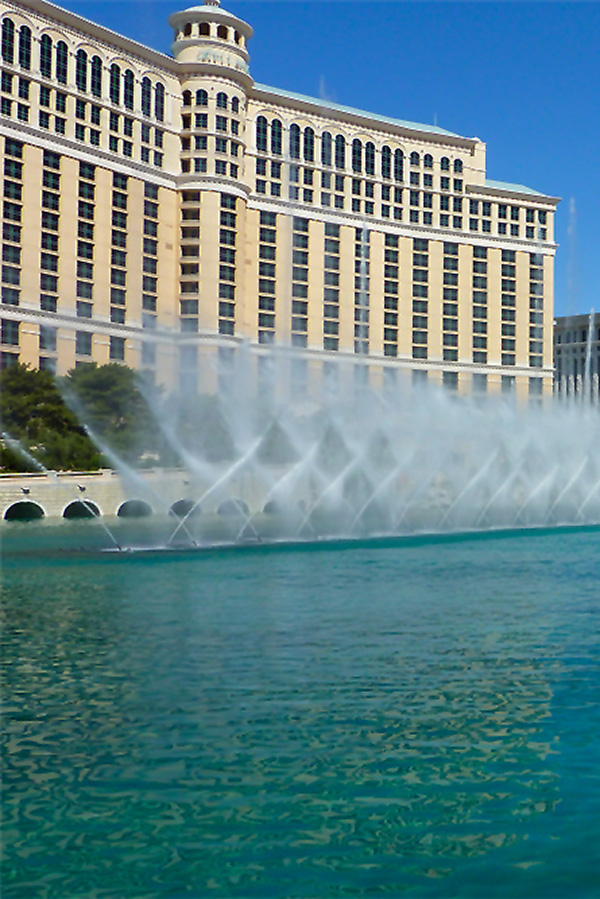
<box><xmin>0</xmin><ymin>363</ymin><xmax>101</xmax><ymax>472</ymax></box>
<box><xmin>61</xmin><ymin>363</ymin><xmax>160</xmax><ymax>466</ymax></box>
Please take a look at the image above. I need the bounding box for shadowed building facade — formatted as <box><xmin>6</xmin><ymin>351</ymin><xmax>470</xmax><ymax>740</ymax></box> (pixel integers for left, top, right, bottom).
<box><xmin>1</xmin><ymin>0</ymin><xmax>559</xmax><ymax>396</ymax></box>
<box><xmin>553</xmin><ymin>314</ymin><xmax>600</xmax><ymax>401</ymax></box>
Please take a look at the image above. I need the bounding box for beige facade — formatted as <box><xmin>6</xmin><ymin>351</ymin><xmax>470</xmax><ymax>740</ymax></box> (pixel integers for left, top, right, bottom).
<box><xmin>1</xmin><ymin>0</ymin><xmax>559</xmax><ymax>397</ymax></box>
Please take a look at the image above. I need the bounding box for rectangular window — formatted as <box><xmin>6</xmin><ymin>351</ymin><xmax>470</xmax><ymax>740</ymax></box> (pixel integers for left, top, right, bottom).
<box><xmin>1</xmin><ymin>319</ymin><xmax>20</xmax><ymax>346</ymax></box>
<box><xmin>110</xmin><ymin>336</ymin><xmax>125</xmax><ymax>360</ymax></box>
<box><xmin>76</xmin><ymin>331</ymin><xmax>92</xmax><ymax>355</ymax></box>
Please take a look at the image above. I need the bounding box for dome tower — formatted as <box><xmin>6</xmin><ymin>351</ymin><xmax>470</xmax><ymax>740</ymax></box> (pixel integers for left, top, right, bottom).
<box><xmin>169</xmin><ymin>0</ymin><xmax>253</xmax><ymax>192</ymax></box>
<box><xmin>169</xmin><ymin>1</ymin><xmax>255</xmax><ymax>367</ymax></box>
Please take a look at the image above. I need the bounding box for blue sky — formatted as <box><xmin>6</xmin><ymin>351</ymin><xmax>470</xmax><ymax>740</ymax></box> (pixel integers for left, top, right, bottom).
<box><xmin>60</xmin><ymin>0</ymin><xmax>599</xmax><ymax>317</ymax></box>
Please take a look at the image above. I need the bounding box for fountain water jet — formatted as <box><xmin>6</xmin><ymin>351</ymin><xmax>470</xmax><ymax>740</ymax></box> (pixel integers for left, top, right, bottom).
<box><xmin>40</xmin><ymin>347</ymin><xmax>600</xmax><ymax>551</ymax></box>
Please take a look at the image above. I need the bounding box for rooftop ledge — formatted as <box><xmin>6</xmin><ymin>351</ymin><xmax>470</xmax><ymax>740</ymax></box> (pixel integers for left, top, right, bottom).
<box><xmin>252</xmin><ymin>83</ymin><xmax>476</xmax><ymax>145</ymax></box>
<box><xmin>473</xmin><ymin>179</ymin><xmax>561</xmax><ymax>204</ymax></box>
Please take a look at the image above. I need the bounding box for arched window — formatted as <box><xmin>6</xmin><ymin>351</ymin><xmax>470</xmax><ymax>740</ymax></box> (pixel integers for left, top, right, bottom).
<box><xmin>304</xmin><ymin>127</ymin><xmax>315</xmax><ymax>163</ymax></box>
<box><xmin>75</xmin><ymin>49</ymin><xmax>88</xmax><ymax>92</ymax></box>
<box><xmin>196</xmin><ymin>89</ymin><xmax>207</xmax><ymax>106</ymax></box>
<box><xmin>423</xmin><ymin>153</ymin><xmax>433</xmax><ymax>169</ymax></box>
<box><xmin>39</xmin><ymin>33</ymin><xmax>52</xmax><ymax>77</ymax></box>
<box><xmin>56</xmin><ymin>41</ymin><xmax>68</xmax><ymax>84</ymax></box>
<box><xmin>141</xmin><ymin>77</ymin><xmax>151</xmax><ymax>116</ymax></box>
<box><xmin>381</xmin><ymin>146</ymin><xmax>391</xmax><ymax>179</ymax></box>
<box><xmin>290</xmin><ymin>124</ymin><xmax>301</xmax><ymax>160</ymax></box>
<box><xmin>454</xmin><ymin>158</ymin><xmax>463</xmax><ymax>173</ymax></box>
<box><xmin>183</xmin><ymin>23</ymin><xmax>192</xmax><ymax>37</ymax></box>
<box><xmin>335</xmin><ymin>134</ymin><xmax>345</xmax><ymax>169</ymax></box>
<box><xmin>123</xmin><ymin>69</ymin><xmax>134</xmax><ymax>109</ymax></box>
<box><xmin>217</xmin><ymin>24</ymin><xmax>228</xmax><ymax>39</ymax></box>
<box><xmin>271</xmin><ymin>118</ymin><xmax>282</xmax><ymax>155</ymax></box>
<box><xmin>1</xmin><ymin>18</ymin><xmax>15</xmax><ymax>64</ymax></box>
<box><xmin>394</xmin><ymin>149</ymin><xmax>404</xmax><ymax>182</ymax></box>
<box><xmin>18</xmin><ymin>25</ymin><xmax>31</xmax><ymax>70</ymax></box>
<box><xmin>321</xmin><ymin>131</ymin><xmax>332</xmax><ymax>166</ymax></box>
<box><xmin>155</xmin><ymin>82</ymin><xmax>165</xmax><ymax>121</ymax></box>
<box><xmin>365</xmin><ymin>142</ymin><xmax>375</xmax><ymax>176</ymax></box>
<box><xmin>216</xmin><ymin>91</ymin><xmax>227</xmax><ymax>109</ymax></box>
<box><xmin>109</xmin><ymin>63</ymin><xmax>121</xmax><ymax>104</ymax></box>
<box><xmin>352</xmin><ymin>138</ymin><xmax>362</xmax><ymax>173</ymax></box>
<box><xmin>234</xmin><ymin>31</ymin><xmax>241</xmax><ymax>45</ymax></box>
<box><xmin>256</xmin><ymin>115</ymin><xmax>268</xmax><ymax>152</ymax></box>
<box><xmin>410</xmin><ymin>151</ymin><xmax>420</xmax><ymax>166</ymax></box>
<box><xmin>90</xmin><ymin>55</ymin><xmax>102</xmax><ymax>96</ymax></box>
<box><xmin>199</xmin><ymin>22</ymin><xmax>210</xmax><ymax>36</ymax></box>
<box><xmin>182</xmin><ymin>89</ymin><xmax>191</xmax><ymax>106</ymax></box>
<box><xmin>440</xmin><ymin>156</ymin><xmax>450</xmax><ymax>171</ymax></box>
<box><xmin>231</xmin><ymin>96</ymin><xmax>239</xmax><ymax>113</ymax></box>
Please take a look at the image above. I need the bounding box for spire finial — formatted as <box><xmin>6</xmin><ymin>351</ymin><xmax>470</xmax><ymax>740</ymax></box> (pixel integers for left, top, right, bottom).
<box><xmin>205</xmin><ymin>0</ymin><xmax>220</xmax><ymax>6</ymax></box>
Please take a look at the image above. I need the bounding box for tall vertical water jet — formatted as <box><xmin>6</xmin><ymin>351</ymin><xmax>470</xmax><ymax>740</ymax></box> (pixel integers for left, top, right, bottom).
<box><xmin>584</xmin><ymin>309</ymin><xmax>596</xmax><ymax>404</ymax></box>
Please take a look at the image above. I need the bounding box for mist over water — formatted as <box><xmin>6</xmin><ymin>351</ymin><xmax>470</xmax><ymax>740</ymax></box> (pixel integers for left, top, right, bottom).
<box><xmin>62</xmin><ymin>346</ymin><xmax>600</xmax><ymax>548</ymax></box>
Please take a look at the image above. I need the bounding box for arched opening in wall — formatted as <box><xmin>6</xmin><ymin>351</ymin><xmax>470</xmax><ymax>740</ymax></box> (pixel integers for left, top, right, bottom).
<box><xmin>63</xmin><ymin>500</ymin><xmax>100</xmax><ymax>519</ymax></box>
<box><xmin>199</xmin><ymin>22</ymin><xmax>210</xmax><ymax>36</ymax></box>
<box><xmin>4</xmin><ymin>501</ymin><xmax>45</xmax><ymax>521</ymax></box>
<box><xmin>169</xmin><ymin>499</ymin><xmax>201</xmax><ymax>518</ymax></box>
<box><xmin>217</xmin><ymin>499</ymin><xmax>250</xmax><ymax>516</ymax></box>
<box><xmin>217</xmin><ymin>25</ymin><xmax>228</xmax><ymax>40</ymax></box>
<box><xmin>234</xmin><ymin>30</ymin><xmax>240</xmax><ymax>44</ymax></box>
<box><xmin>117</xmin><ymin>500</ymin><xmax>153</xmax><ymax>518</ymax></box>
<box><xmin>182</xmin><ymin>90</ymin><xmax>191</xmax><ymax>106</ymax></box>
<box><xmin>183</xmin><ymin>22</ymin><xmax>192</xmax><ymax>36</ymax></box>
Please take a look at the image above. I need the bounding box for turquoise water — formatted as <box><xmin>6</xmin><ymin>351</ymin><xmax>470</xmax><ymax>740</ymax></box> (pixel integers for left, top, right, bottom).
<box><xmin>2</xmin><ymin>524</ymin><xmax>600</xmax><ymax>898</ymax></box>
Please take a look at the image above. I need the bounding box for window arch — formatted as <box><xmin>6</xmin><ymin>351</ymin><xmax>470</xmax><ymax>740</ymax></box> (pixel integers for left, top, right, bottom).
<box><xmin>196</xmin><ymin>88</ymin><xmax>207</xmax><ymax>106</ymax></box>
<box><xmin>304</xmin><ymin>127</ymin><xmax>315</xmax><ymax>163</ymax></box>
<box><xmin>381</xmin><ymin>145</ymin><xmax>391</xmax><ymax>180</ymax></box>
<box><xmin>155</xmin><ymin>82</ymin><xmax>165</xmax><ymax>121</ymax></box>
<box><xmin>183</xmin><ymin>22</ymin><xmax>192</xmax><ymax>37</ymax></box>
<box><xmin>440</xmin><ymin>156</ymin><xmax>450</xmax><ymax>171</ymax></box>
<box><xmin>216</xmin><ymin>91</ymin><xmax>227</xmax><ymax>109</ymax></box>
<box><xmin>271</xmin><ymin>118</ymin><xmax>282</xmax><ymax>155</ymax></box>
<box><xmin>182</xmin><ymin>89</ymin><xmax>192</xmax><ymax>106</ymax></box>
<box><xmin>231</xmin><ymin>96</ymin><xmax>239</xmax><ymax>113</ymax></box>
<box><xmin>394</xmin><ymin>149</ymin><xmax>404</xmax><ymax>182</ymax></box>
<box><xmin>290</xmin><ymin>124</ymin><xmax>301</xmax><ymax>160</ymax></box>
<box><xmin>39</xmin><ymin>33</ymin><xmax>52</xmax><ymax>77</ymax></box>
<box><xmin>365</xmin><ymin>142</ymin><xmax>375</xmax><ymax>176</ymax></box>
<box><xmin>352</xmin><ymin>138</ymin><xmax>362</xmax><ymax>173</ymax></box>
<box><xmin>256</xmin><ymin>115</ymin><xmax>268</xmax><ymax>152</ymax></box>
<box><xmin>423</xmin><ymin>153</ymin><xmax>433</xmax><ymax>169</ymax></box>
<box><xmin>321</xmin><ymin>131</ymin><xmax>332</xmax><ymax>166</ymax></box>
<box><xmin>90</xmin><ymin>55</ymin><xmax>102</xmax><ymax>96</ymax></box>
<box><xmin>56</xmin><ymin>41</ymin><xmax>68</xmax><ymax>84</ymax></box>
<box><xmin>75</xmin><ymin>49</ymin><xmax>88</xmax><ymax>92</ymax></box>
<box><xmin>234</xmin><ymin>31</ymin><xmax>241</xmax><ymax>45</ymax></box>
<box><xmin>109</xmin><ymin>63</ymin><xmax>121</xmax><ymax>104</ymax></box>
<box><xmin>199</xmin><ymin>22</ymin><xmax>210</xmax><ymax>36</ymax></box>
<box><xmin>123</xmin><ymin>69</ymin><xmax>134</xmax><ymax>109</ymax></box>
<box><xmin>410</xmin><ymin>151</ymin><xmax>420</xmax><ymax>166</ymax></box>
<box><xmin>335</xmin><ymin>134</ymin><xmax>345</xmax><ymax>169</ymax></box>
<box><xmin>1</xmin><ymin>18</ymin><xmax>15</xmax><ymax>64</ymax></box>
<box><xmin>141</xmin><ymin>77</ymin><xmax>152</xmax><ymax>116</ymax></box>
<box><xmin>18</xmin><ymin>25</ymin><xmax>31</xmax><ymax>70</ymax></box>
<box><xmin>454</xmin><ymin>158</ymin><xmax>463</xmax><ymax>173</ymax></box>
<box><xmin>217</xmin><ymin>24</ymin><xmax>228</xmax><ymax>39</ymax></box>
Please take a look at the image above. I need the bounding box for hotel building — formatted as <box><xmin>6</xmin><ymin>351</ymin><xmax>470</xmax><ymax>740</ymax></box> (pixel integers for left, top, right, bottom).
<box><xmin>1</xmin><ymin>0</ymin><xmax>559</xmax><ymax>396</ymax></box>
<box><xmin>554</xmin><ymin>314</ymin><xmax>600</xmax><ymax>400</ymax></box>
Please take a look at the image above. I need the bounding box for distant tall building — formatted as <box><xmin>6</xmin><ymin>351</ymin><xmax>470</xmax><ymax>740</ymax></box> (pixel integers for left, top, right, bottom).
<box><xmin>553</xmin><ymin>314</ymin><xmax>600</xmax><ymax>400</ymax></box>
<box><xmin>1</xmin><ymin>0</ymin><xmax>559</xmax><ymax>396</ymax></box>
